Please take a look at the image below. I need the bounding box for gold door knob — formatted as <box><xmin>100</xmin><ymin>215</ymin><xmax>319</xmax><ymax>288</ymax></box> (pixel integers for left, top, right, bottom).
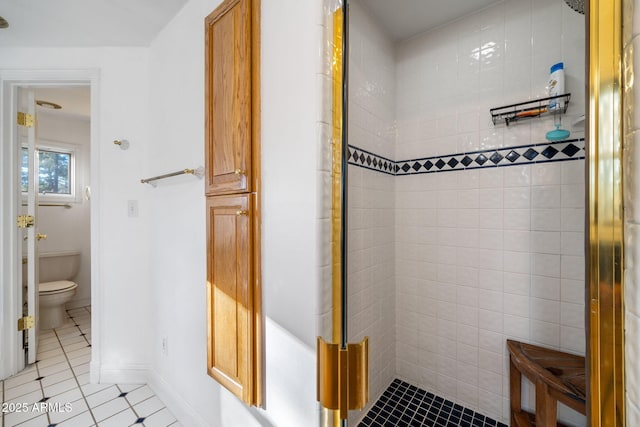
<box><xmin>36</xmin><ymin>233</ymin><xmax>47</xmax><ymax>241</ymax></box>
<box><xmin>235</xmin><ymin>210</ymin><xmax>248</xmax><ymax>216</ymax></box>
<box><xmin>234</xmin><ymin>169</ymin><xmax>246</xmax><ymax>175</ymax></box>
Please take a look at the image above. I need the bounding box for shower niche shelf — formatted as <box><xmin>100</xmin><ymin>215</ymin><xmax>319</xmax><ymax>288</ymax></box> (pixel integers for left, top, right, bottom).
<box><xmin>490</xmin><ymin>93</ymin><xmax>570</xmax><ymax>126</ymax></box>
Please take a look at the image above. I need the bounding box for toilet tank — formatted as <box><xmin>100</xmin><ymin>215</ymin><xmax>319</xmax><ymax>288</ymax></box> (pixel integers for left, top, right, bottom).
<box><xmin>38</xmin><ymin>251</ymin><xmax>81</xmax><ymax>283</ymax></box>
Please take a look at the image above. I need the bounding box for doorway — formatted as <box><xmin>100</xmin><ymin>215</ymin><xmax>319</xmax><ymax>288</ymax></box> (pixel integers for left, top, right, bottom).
<box><xmin>321</xmin><ymin>0</ymin><xmax>626</xmax><ymax>425</ymax></box>
<box><xmin>0</xmin><ymin>72</ymin><xmax>99</xmax><ymax>383</ymax></box>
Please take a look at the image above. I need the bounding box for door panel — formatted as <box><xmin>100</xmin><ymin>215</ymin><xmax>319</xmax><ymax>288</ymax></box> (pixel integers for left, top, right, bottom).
<box><xmin>18</xmin><ymin>89</ymin><xmax>39</xmax><ymax>364</ymax></box>
<box><xmin>206</xmin><ymin>194</ymin><xmax>253</xmax><ymax>403</ymax></box>
<box><xmin>205</xmin><ymin>0</ymin><xmax>252</xmax><ymax>195</ymax></box>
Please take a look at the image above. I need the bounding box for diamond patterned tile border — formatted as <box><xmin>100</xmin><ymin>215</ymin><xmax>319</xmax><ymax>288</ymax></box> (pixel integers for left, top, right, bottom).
<box><xmin>347</xmin><ymin>138</ymin><xmax>585</xmax><ymax>176</ymax></box>
<box><xmin>348</xmin><ymin>146</ymin><xmax>396</xmax><ymax>175</ymax></box>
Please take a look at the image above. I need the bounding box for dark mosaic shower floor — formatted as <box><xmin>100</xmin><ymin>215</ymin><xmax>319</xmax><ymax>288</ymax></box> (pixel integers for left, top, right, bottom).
<box><xmin>357</xmin><ymin>379</ymin><xmax>508</xmax><ymax>427</ymax></box>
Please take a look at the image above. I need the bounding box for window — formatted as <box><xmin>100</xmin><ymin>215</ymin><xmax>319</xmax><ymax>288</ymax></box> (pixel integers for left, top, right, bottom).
<box><xmin>21</xmin><ymin>145</ymin><xmax>75</xmax><ymax>199</ymax></box>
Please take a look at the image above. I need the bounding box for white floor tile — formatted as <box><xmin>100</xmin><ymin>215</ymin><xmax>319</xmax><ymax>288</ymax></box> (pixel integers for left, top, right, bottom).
<box><xmin>3</xmin><ymin>389</ymin><xmax>43</xmax><ymax>408</ymax></box>
<box><xmin>4</xmin><ymin>379</ymin><xmax>42</xmax><ymax>400</ymax></box>
<box><xmin>39</xmin><ymin>331</ymin><xmax>56</xmax><ymax>340</ymax></box>
<box><xmin>117</xmin><ymin>384</ymin><xmax>144</xmax><ymax>393</ymax></box>
<box><xmin>50</xmin><ymin>398</ymin><xmax>89</xmax><ymax>424</ymax></box>
<box><xmin>64</xmin><ymin>341</ymin><xmax>91</xmax><ymax>353</ymax></box>
<box><xmin>3</xmin><ymin>307</ymin><xmax>178</xmax><ymax>427</ymax></box>
<box><xmin>36</xmin><ymin>347</ymin><xmax>64</xmax><ymax>360</ymax></box>
<box><xmin>97</xmin><ymin>408</ymin><xmax>137</xmax><ymax>427</ymax></box>
<box><xmin>3</xmin><ymin>405</ymin><xmax>43</xmax><ymax>426</ymax></box>
<box><xmin>140</xmin><ymin>407</ymin><xmax>176</xmax><ymax>427</ymax></box>
<box><xmin>59</xmin><ymin>335</ymin><xmax>87</xmax><ymax>347</ymax></box>
<box><xmin>38</xmin><ymin>340</ymin><xmax>62</xmax><ymax>353</ymax></box>
<box><xmin>38</xmin><ymin>337</ymin><xmax>59</xmax><ymax>349</ymax></box>
<box><xmin>66</xmin><ymin>347</ymin><xmax>91</xmax><ymax>362</ymax></box>
<box><xmin>80</xmin><ymin>382</ymin><xmax>112</xmax><ymax>397</ymax></box>
<box><xmin>70</xmin><ymin>354</ymin><xmax>92</xmax><ymax>367</ymax></box>
<box><xmin>67</xmin><ymin>347</ymin><xmax>91</xmax><ymax>366</ymax></box>
<box><xmin>75</xmin><ymin>373</ymin><xmax>90</xmax><ymax>386</ymax></box>
<box><xmin>41</xmin><ymin>367</ymin><xmax>74</xmax><ymax>388</ymax></box>
<box><xmin>56</xmin><ymin>322</ymin><xmax>79</xmax><ymax>332</ymax></box>
<box><xmin>86</xmin><ymin>386</ymin><xmax>121</xmax><ymax>409</ymax></box>
<box><xmin>56</xmin><ymin>332</ymin><xmax>82</xmax><ymax>342</ymax></box>
<box><xmin>43</xmin><ymin>378</ymin><xmax>77</xmax><ymax>398</ymax></box>
<box><xmin>132</xmin><ymin>396</ymin><xmax>164</xmax><ymax>418</ymax></box>
<box><xmin>72</xmin><ymin>363</ymin><xmax>90</xmax><ymax>376</ymax></box>
<box><xmin>37</xmin><ymin>354</ymin><xmax>67</xmax><ymax>369</ymax></box>
<box><xmin>48</xmin><ymin>387</ymin><xmax>83</xmax><ymax>406</ymax></box>
<box><xmin>39</xmin><ymin>360</ymin><xmax>71</xmax><ymax>377</ymax></box>
<box><xmin>73</xmin><ymin>321</ymin><xmax>91</xmax><ymax>329</ymax></box>
<box><xmin>3</xmin><ymin>369</ymin><xmax>39</xmax><ymax>391</ymax></box>
<box><xmin>57</xmin><ymin>410</ymin><xmax>96</xmax><ymax>427</ymax></box>
<box><xmin>123</xmin><ymin>385</ymin><xmax>154</xmax><ymax>406</ymax></box>
<box><xmin>12</xmin><ymin>413</ymin><xmax>48</xmax><ymax>426</ymax></box>
<box><xmin>92</xmin><ymin>397</ymin><xmax>129</xmax><ymax>422</ymax></box>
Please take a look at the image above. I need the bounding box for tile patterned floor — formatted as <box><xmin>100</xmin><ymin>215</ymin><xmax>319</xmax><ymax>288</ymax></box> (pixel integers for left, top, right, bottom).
<box><xmin>358</xmin><ymin>379</ymin><xmax>508</xmax><ymax>427</ymax></box>
<box><xmin>1</xmin><ymin>307</ymin><xmax>180</xmax><ymax>427</ymax></box>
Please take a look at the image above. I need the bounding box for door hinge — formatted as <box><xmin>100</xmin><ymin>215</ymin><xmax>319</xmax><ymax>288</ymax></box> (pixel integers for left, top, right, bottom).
<box><xmin>317</xmin><ymin>336</ymin><xmax>369</xmax><ymax>419</ymax></box>
<box><xmin>17</xmin><ymin>316</ymin><xmax>35</xmax><ymax>331</ymax></box>
<box><xmin>17</xmin><ymin>112</ymin><xmax>34</xmax><ymax>128</ymax></box>
<box><xmin>17</xmin><ymin>215</ymin><xmax>35</xmax><ymax>229</ymax></box>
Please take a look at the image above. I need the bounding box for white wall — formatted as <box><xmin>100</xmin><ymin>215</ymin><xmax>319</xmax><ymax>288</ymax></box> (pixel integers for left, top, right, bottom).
<box><xmin>36</xmin><ymin>111</ymin><xmax>91</xmax><ymax>308</ymax></box>
<box><xmin>1</xmin><ymin>1</ymin><xmax>327</xmax><ymax>424</ymax></box>
<box><xmin>0</xmin><ymin>47</ymin><xmax>152</xmax><ymax>380</ymax></box>
<box><xmin>146</xmin><ymin>1</ymin><xmax>322</xmax><ymax>426</ymax></box>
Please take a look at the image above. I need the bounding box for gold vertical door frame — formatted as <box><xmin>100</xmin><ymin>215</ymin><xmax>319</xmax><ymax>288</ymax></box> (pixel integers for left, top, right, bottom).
<box><xmin>331</xmin><ymin>8</ymin><xmax>344</xmax><ymax>426</ymax></box>
<box><xmin>331</xmin><ymin>3</ymin><xmax>344</xmax><ymax>356</ymax></box>
<box><xmin>324</xmin><ymin>4</ymin><xmax>344</xmax><ymax>427</ymax></box>
<box><xmin>587</xmin><ymin>0</ymin><xmax>626</xmax><ymax>425</ymax></box>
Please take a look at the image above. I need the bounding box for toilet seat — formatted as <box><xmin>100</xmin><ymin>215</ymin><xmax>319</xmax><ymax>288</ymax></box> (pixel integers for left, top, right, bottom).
<box><xmin>39</xmin><ymin>280</ymin><xmax>78</xmax><ymax>295</ymax></box>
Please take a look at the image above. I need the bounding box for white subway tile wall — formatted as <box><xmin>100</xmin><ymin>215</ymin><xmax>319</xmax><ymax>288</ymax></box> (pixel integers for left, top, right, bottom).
<box><xmin>347</xmin><ymin>0</ymin><xmax>588</xmax><ymax>425</ymax></box>
<box><xmin>347</xmin><ymin>2</ymin><xmax>397</xmax><ymax>425</ymax></box>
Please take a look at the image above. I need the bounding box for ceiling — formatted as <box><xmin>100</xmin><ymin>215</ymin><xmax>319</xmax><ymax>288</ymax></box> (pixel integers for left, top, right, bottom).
<box><xmin>361</xmin><ymin>0</ymin><xmax>502</xmax><ymax>41</ymax></box>
<box><xmin>2</xmin><ymin>0</ymin><xmax>501</xmax><ymax>113</ymax></box>
<box><xmin>0</xmin><ymin>1</ymin><xmax>502</xmax><ymax>46</ymax></box>
<box><xmin>33</xmin><ymin>86</ymin><xmax>90</xmax><ymax>118</ymax></box>
<box><xmin>0</xmin><ymin>0</ymin><xmax>188</xmax><ymax>46</ymax></box>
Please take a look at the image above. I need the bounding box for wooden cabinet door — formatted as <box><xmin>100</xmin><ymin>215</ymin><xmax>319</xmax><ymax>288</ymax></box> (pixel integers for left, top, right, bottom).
<box><xmin>206</xmin><ymin>194</ymin><xmax>254</xmax><ymax>404</ymax></box>
<box><xmin>205</xmin><ymin>0</ymin><xmax>252</xmax><ymax>195</ymax></box>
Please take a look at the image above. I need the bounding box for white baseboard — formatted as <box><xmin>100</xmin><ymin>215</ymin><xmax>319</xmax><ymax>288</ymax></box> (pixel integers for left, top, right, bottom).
<box><xmin>146</xmin><ymin>368</ymin><xmax>208</xmax><ymax>427</ymax></box>
<box><xmin>98</xmin><ymin>363</ymin><xmax>149</xmax><ymax>384</ymax></box>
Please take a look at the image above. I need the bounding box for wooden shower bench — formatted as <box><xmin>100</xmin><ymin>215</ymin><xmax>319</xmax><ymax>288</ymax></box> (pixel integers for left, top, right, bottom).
<box><xmin>507</xmin><ymin>339</ymin><xmax>586</xmax><ymax>426</ymax></box>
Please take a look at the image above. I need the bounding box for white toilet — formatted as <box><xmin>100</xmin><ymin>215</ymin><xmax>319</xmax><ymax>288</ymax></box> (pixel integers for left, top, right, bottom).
<box><xmin>33</xmin><ymin>251</ymin><xmax>80</xmax><ymax>329</ymax></box>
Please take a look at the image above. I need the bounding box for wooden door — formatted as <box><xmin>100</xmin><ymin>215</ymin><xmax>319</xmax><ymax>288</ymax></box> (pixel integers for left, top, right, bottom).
<box><xmin>206</xmin><ymin>194</ymin><xmax>254</xmax><ymax>403</ymax></box>
<box><xmin>205</xmin><ymin>0</ymin><xmax>252</xmax><ymax>195</ymax></box>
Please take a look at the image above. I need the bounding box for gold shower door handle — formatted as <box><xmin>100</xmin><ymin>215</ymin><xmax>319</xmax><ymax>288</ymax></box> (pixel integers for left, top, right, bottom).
<box><xmin>36</xmin><ymin>233</ymin><xmax>47</xmax><ymax>241</ymax></box>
